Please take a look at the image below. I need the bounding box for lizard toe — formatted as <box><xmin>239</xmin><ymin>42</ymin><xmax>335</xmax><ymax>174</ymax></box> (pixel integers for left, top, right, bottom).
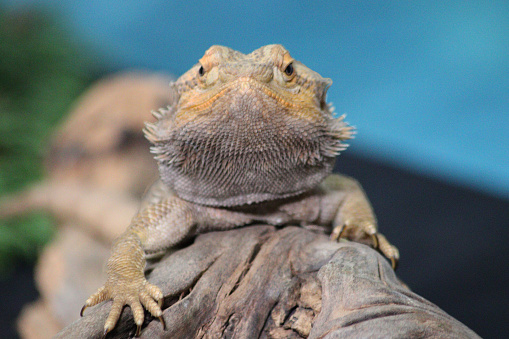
<box><xmin>330</xmin><ymin>224</ymin><xmax>345</xmax><ymax>241</ymax></box>
<box><xmin>139</xmin><ymin>291</ymin><xmax>162</xmax><ymax>318</ymax></box>
<box><xmin>130</xmin><ymin>301</ymin><xmax>145</xmax><ymax>336</ymax></box>
<box><xmin>81</xmin><ymin>285</ymin><xmax>110</xmax><ymax>317</ymax></box>
<box><xmin>145</xmin><ymin>282</ymin><xmax>163</xmax><ymax>302</ymax></box>
<box><xmin>376</xmin><ymin>233</ymin><xmax>400</xmax><ymax>270</ymax></box>
<box><xmin>103</xmin><ymin>298</ymin><xmax>124</xmax><ymax>337</ymax></box>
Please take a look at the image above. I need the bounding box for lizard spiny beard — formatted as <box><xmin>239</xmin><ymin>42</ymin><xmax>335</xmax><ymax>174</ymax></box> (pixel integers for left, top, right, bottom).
<box><xmin>147</xmin><ymin>85</ymin><xmax>351</xmax><ymax>207</ymax></box>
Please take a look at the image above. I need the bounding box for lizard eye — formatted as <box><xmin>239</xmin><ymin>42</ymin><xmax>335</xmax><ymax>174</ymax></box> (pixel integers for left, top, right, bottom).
<box><xmin>284</xmin><ymin>63</ymin><xmax>294</xmax><ymax>76</ymax></box>
<box><xmin>198</xmin><ymin>65</ymin><xmax>205</xmax><ymax>77</ymax></box>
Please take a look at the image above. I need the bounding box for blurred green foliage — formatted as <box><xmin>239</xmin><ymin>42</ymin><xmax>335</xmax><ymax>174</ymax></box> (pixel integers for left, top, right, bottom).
<box><xmin>0</xmin><ymin>6</ymin><xmax>99</xmax><ymax>274</ymax></box>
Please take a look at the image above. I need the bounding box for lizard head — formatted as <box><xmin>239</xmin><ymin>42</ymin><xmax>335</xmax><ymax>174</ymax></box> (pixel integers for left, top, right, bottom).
<box><xmin>145</xmin><ymin>45</ymin><xmax>353</xmax><ymax>206</ymax></box>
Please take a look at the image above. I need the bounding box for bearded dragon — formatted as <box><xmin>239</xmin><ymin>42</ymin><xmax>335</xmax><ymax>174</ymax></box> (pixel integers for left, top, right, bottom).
<box><xmin>80</xmin><ymin>44</ymin><xmax>399</xmax><ymax>337</ymax></box>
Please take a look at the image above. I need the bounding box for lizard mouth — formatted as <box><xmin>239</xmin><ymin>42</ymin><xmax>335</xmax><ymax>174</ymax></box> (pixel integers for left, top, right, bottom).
<box><xmin>147</xmin><ymin>75</ymin><xmax>352</xmax><ymax>207</ymax></box>
<box><xmin>176</xmin><ymin>77</ymin><xmax>316</xmax><ymax>123</ymax></box>
<box><xmin>149</xmin><ymin>89</ymin><xmax>351</xmax><ymax>207</ymax></box>
<box><xmin>145</xmin><ymin>45</ymin><xmax>353</xmax><ymax>206</ymax></box>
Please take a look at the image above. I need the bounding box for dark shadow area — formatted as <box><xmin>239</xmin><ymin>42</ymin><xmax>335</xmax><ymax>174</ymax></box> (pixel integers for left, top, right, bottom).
<box><xmin>336</xmin><ymin>153</ymin><xmax>509</xmax><ymax>338</ymax></box>
<box><xmin>0</xmin><ymin>261</ymin><xmax>39</xmax><ymax>339</ymax></box>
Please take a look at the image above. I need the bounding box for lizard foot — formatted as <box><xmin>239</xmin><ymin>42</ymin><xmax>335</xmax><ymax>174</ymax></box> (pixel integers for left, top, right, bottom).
<box><xmin>81</xmin><ymin>279</ymin><xmax>165</xmax><ymax>337</ymax></box>
<box><xmin>331</xmin><ymin>220</ymin><xmax>399</xmax><ymax>270</ymax></box>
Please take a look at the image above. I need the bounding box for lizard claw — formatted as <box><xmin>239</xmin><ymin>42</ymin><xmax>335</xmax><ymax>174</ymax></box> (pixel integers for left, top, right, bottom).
<box><xmin>80</xmin><ymin>305</ymin><xmax>87</xmax><ymax>317</ymax></box>
<box><xmin>370</xmin><ymin>233</ymin><xmax>379</xmax><ymax>249</ymax></box>
<box><xmin>331</xmin><ymin>221</ymin><xmax>399</xmax><ymax>270</ymax></box>
<box><xmin>376</xmin><ymin>233</ymin><xmax>400</xmax><ymax>270</ymax></box>
<box><xmin>391</xmin><ymin>257</ymin><xmax>399</xmax><ymax>270</ymax></box>
<box><xmin>330</xmin><ymin>224</ymin><xmax>345</xmax><ymax>241</ymax></box>
<box><xmin>82</xmin><ymin>279</ymin><xmax>164</xmax><ymax>337</ymax></box>
<box><xmin>159</xmin><ymin>316</ymin><xmax>167</xmax><ymax>330</ymax></box>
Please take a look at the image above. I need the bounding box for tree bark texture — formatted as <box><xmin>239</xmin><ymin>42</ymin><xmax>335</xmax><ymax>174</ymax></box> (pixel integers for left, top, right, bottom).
<box><xmin>56</xmin><ymin>225</ymin><xmax>480</xmax><ymax>338</ymax></box>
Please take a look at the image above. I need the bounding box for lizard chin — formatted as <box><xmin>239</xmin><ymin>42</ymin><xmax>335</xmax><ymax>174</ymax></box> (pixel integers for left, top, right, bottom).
<box><xmin>147</xmin><ymin>91</ymin><xmax>353</xmax><ymax>206</ymax></box>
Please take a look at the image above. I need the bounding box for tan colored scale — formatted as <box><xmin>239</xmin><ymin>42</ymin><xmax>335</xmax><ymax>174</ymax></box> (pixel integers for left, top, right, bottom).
<box><xmin>82</xmin><ymin>44</ymin><xmax>399</xmax><ymax>337</ymax></box>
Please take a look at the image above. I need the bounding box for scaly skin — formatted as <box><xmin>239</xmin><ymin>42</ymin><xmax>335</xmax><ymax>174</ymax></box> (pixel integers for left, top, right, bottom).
<box><xmin>81</xmin><ymin>45</ymin><xmax>399</xmax><ymax>336</ymax></box>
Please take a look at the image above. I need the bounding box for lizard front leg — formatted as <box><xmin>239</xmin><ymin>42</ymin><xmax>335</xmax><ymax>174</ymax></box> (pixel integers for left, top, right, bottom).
<box><xmin>322</xmin><ymin>174</ymin><xmax>400</xmax><ymax>269</ymax></box>
<box><xmin>81</xmin><ymin>196</ymin><xmax>195</xmax><ymax>337</ymax></box>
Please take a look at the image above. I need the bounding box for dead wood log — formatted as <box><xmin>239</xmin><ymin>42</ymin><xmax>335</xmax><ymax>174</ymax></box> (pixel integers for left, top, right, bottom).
<box><xmin>56</xmin><ymin>225</ymin><xmax>480</xmax><ymax>338</ymax></box>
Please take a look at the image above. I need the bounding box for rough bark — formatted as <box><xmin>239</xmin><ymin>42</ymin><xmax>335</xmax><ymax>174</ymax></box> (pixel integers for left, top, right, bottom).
<box><xmin>56</xmin><ymin>225</ymin><xmax>480</xmax><ymax>339</ymax></box>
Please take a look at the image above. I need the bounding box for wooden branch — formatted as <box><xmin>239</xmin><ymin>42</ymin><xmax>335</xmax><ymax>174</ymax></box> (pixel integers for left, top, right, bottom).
<box><xmin>56</xmin><ymin>226</ymin><xmax>480</xmax><ymax>338</ymax></box>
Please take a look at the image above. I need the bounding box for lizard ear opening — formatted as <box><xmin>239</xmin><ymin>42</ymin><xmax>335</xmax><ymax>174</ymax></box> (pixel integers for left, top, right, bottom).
<box><xmin>168</xmin><ymin>82</ymin><xmax>180</xmax><ymax>108</ymax></box>
<box><xmin>318</xmin><ymin>78</ymin><xmax>332</xmax><ymax>109</ymax></box>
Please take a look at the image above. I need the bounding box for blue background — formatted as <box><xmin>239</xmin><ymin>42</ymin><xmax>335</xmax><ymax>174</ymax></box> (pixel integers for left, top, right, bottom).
<box><xmin>4</xmin><ymin>0</ymin><xmax>508</xmax><ymax>199</ymax></box>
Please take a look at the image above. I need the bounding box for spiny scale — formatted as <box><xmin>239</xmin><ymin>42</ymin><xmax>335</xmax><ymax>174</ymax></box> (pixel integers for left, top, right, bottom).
<box><xmin>147</xmin><ymin>44</ymin><xmax>354</xmax><ymax>206</ymax></box>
